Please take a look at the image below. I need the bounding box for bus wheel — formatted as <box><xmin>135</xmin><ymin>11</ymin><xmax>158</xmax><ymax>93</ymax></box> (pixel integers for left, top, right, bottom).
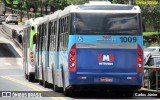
<box><xmin>54</xmin><ymin>84</ymin><xmax>61</xmax><ymax>92</ymax></box>
<box><xmin>39</xmin><ymin>80</ymin><xmax>43</xmax><ymax>85</ymax></box>
<box><xmin>28</xmin><ymin>73</ymin><xmax>35</xmax><ymax>82</ymax></box>
<box><xmin>25</xmin><ymin>74</ymin><xmax>28</xmax><ymax>79</ymax></box>
<box><xmin>43</xmin><ymin>80</ymin><xmax>49</xmax><ymax>88</ymax></box>
<box><xmin>64</xmin><ymin>90</ymin><xmax>71</xmax><ymax>96</ymax></box>
<box><xmin>123</xmin><ymin>91</ymin><xmax>133</xmax><ymax>97</ymax></box>
<box><xmin>127</xmin><ymin>92</ymin><xmax>133</xmax><ymax>97</ymax></box>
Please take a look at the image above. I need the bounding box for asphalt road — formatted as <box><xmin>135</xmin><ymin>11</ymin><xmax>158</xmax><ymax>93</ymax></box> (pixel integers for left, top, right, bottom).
<box><xmin>0</xmin><ymin>24</ymin><xmax>159</xmax><ymax>100</ymax></box>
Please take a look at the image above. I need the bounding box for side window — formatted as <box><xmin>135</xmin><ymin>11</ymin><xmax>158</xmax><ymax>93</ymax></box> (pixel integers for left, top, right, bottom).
<box><xmin>146</xmin><ymin>58</ymin><xmax>154</xmax><ymax>66</ymax></box>
<box><xmin>48</xmin><ymin>22</ymin><xmax>52</xmax><ymax>51</ymax></box>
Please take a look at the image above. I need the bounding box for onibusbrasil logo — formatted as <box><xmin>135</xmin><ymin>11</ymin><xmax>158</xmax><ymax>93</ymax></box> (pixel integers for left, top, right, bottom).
<box><xmin>136</xmin><ymin>0</ymin><xmax>158</xmax><ymax>5</ymax></box>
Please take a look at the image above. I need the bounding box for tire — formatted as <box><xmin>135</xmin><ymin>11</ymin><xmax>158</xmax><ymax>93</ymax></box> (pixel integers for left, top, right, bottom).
<box><xmin>28</xmin><ymin>73</ymin><xmax>35</xmax><ymax>82</ymax></box>
<box><xmin>15</xmin><ymin>22</ymin><xmax>18</xmax><ymax>25</ymax></box>
<box><xmin>64</xmin><ymin>90</ymin><xmax>71</xmax><ymax>96</ymax></box>
<box><xmin>125</xmin><ymin>91</ymin><xmax>133</xmax><ymax>97</ymax></box>
<box><xmin>39</xmin><ymin>80</ymin><xmax>43</xmax><ymax>85</ymax></box>
<box><xmin>43</xmin><ymin>79</ymin><xmax>49</xmax><ymax>88</ymax></box>
<box><xmin>25</xmin><ymin>74</ymin><xmax>28</xmax><ymax>79</ymax></box>
<box><xmin>115</xmin><ymin>91</ymin><xmax>133</xmax><ymax>97</ymax></box>
<box><xmin>54</xmin><ymin>84</ymin><xmax>61</xmax><ymax>92</ymax></box>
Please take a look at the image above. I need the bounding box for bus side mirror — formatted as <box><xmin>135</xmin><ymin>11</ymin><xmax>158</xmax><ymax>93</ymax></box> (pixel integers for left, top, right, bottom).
<box><xmin>33</xmin><ymin>35</ymin><xmax>36</xmax><ymax>44</ymax></box>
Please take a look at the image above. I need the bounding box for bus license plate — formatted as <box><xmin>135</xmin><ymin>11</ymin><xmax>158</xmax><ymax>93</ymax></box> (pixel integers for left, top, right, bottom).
<box><xmin>100</xmin><ymin>77</ymin><xmax>113</xmax><ymax>82</ymax></box>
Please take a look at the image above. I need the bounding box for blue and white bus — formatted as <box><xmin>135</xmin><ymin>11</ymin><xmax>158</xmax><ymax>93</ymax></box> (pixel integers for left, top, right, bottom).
<box><xmin>35</xmin><ymin>1</ymin><xmax>144</xmax><ymax>96</ymax></box>
<box><xmin>35</xmin><ymin>15</ymin><xmax>49</xmax><ymax>85</ymax></box>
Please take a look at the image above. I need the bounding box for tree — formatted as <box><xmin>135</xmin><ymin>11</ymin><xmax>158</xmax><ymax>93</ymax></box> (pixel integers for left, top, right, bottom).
<box><xmin>7</xmin><ymin>0</ymin><xmax>14</xmax><ymax>13</ymax></box>
<box><xmin>112</xmin><ymin>0</ymin><xmax>160</xmax><ymax>32</ymax></box>
<box><xmin>49</xmin><ymin>0</ymin><xmax>68</xmax><ymax>12</ymax></box>
<box><xmin>67</xmin><ymin>0</ymin><xmax>89</xmax><ymax>4</ymax></box>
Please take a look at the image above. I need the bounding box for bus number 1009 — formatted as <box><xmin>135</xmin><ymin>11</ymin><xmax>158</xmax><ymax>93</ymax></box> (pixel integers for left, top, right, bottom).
<box><xmin>120</xmin><ymin>37</ymin><xmax>137</xmax><ymax>43</ymax></box>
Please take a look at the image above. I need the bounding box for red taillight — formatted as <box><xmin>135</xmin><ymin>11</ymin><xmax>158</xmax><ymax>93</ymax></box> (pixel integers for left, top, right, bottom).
<box><xmin>69</xmin><ymin>44</ymin><xmax>76</xmax><ymax>72</ymax></box>
<box><xmin>153</xmin><ymin>68</ymin><xmax>157</xmax><ymax>72</ymax></box>
<box><xmin>31</xmin><ymin>59</ymin><xmax>34</xmax><ymax>62</ymax></box>
<box><xmin>30</xmin><ymin>51</ymin><xmax>34</xmax><ymax>63</ymax></box>
<box><xmin>137</xmin><ymin>45</ymin><xmax>144</xmax><ymax>73</ymax></box>
<box><xmin>30</xmin><ymin>51</ymin><xmax>33</xmax><ymax>55</ymax></box>
<box><xmin>138</xmin><ymin>57</ymin><xmax>142</xmax><ymax>62</ymax></box>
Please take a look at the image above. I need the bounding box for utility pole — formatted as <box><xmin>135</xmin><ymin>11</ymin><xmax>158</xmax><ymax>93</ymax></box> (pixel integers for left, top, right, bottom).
<box><xmin>20</xmin><ymin>0</ymin><xmax>22</xmax><ymax>22</ymax></box>
<box><xmin>26</xmin><ymin>1</ymin><xmax>29</xmax><ymax>19</ymax></box>
<box><xmin>41</xmin><ymin>0</ymin><xmax>42</xmax><ymax>16</ymax></box>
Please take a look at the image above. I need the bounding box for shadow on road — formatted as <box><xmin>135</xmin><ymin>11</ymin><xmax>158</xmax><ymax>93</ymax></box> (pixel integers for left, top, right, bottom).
<box><xmin>0</xmin><ymin>43</ymin><xmax>20</xmax><ymax>57</ymax></box>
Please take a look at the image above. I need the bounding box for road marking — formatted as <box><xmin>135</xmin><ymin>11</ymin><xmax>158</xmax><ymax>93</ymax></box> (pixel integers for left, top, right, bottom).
<box><xmin>0</xmin><ymin>67</ymin><xmax>22</xmax><ymax>69</ymax></box>
<box><xmin>17</xmin><ymin>62</ymin><xmax>22</xmax><ymax>65</ymax></box>
<box><xmin>4</xmin><ymin>63</ymin><xmax>11</xmax><ymax>65</ymax></box>
<box><xmin>0</xmin><ymin>76</ymin><xmax>66</xmax><ymax>100</ymax></box>
<box><xmin>2</xmin><ymin>75</ymin><xmax>24</xmax><ymax>77</ymax></box>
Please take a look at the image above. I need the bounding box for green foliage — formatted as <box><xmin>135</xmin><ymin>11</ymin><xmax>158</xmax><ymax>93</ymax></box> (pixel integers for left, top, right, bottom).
<box><xmin>112</xmin><ymin>0</ymin><xmax>129</xmax><ymax>4</ymax></box>
<box><xmin>143</xmin><ymin>32</ymin><xmax>160</xmax><ymax>36</ymax></box>
<box><xmin>6</xmin><ymin>0</ymin><xmax>18</xmax><ymax>4</ymax></box>
<box><xmin>67</xmin><ymin>0</ymin><xmax>89</xmax><ymax>4</ymax></box>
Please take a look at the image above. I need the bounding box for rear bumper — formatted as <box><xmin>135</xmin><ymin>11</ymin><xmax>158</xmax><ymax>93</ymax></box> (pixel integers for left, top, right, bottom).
<box><xmin>8</xmin><ymin>21</ymin><xmax>18</xmax><ymax>23</ymax></box>
<box><xmin>66</xmin><ymin>84</ymin><xmax>141</xmax><ymax>91</ymax></box>
<box><xmin>69</xmin><ymin>72</ymin><xmax>143</xmax><ymax>86</ymax></box>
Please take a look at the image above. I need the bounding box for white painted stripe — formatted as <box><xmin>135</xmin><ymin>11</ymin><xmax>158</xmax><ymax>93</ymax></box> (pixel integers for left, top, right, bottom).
<box><xmin>17</xmin><ymin>62</ymin><xmax>22</xmax><ymax>65</ymax></box>
<box><xmin>4</xmin><ymin>63</ymin><xmax>11</xmax><ymax>65</ymax></box>
<box><xmin>0</xmin><ymin>75</ymin><xmax>24</xmax><ymax>77</ymax></box>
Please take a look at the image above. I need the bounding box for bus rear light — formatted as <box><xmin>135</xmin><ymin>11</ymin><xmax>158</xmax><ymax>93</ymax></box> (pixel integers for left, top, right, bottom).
<box><xmin>30</xmin><ymin>51</ymin><xmax>33</xmax><ymax>55</ymax></box>
<box><xmin>138</xmin><ymin>57</ymin><xmax>142</xmax><ymax>62</ymax></box>
<box><xmin>137</xmin><ymin>45</ymin><xmax>144</xmax><ymax>73</ymax></box>
<box><xmin>127</xmin><ymin>77</ymin><xmax>136</xmax><ymax>80</ymax></box>
<box><xmin>69</xmin><ymin>44</ymin><xmax>76</xmax><ymax>72</ymax></box>
<box><xmin>70</xmin><ymin>57</ymin><xmax>75</xmax><ymax>61</ymax></box>
<box><xmin>70</xmin><ymin>62</ymin><xmax>75</xmax><ymax>67</ymax></box>
<box><xmin>77</xmin><ymin>76</ymin><xmax>87</xmax><ymax>79</ymax></box>
<box><xmin>153</xmin><ymin>68</ymin><xmax>157</xmax><ymax>72</ymax></box>
<box><xmin>31</xmin><ymin>59</ymin><xmax>34</xmax><ymax>62</ymax></box>
<box><xmin>103</xmin><ymin>35</ymin><xmax>111</xmax><ymax>38</ymax></box>
<box><xmin>30</xmin><ymin>56</ymin><xmax>33</xmax><ymax>58</ymax></box>
<box><xmin>70</xmin><ymin>51</ymin><xmax>75</xmax><ymax>55</ymax></box>
<box><xmin>138</xmin><ymin>64</ymin><xmax>142</xmax><ymax>68</ymax></box>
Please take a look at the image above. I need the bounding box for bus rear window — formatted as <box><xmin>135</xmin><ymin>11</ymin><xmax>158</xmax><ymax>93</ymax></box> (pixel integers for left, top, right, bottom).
<box><xmin>72</xmin><ymin>13</ymin><xmax>141</xmax><ymax>35</ymax></box>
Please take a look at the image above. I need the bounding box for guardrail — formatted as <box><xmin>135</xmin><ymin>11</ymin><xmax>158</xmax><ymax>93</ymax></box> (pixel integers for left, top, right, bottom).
<box><xmin>2</xmin><ymin>22</ymin><xmax>12</xmax><ymax>37</ymax></box>
<box><xmin>143</xmin><ymin>66</ymin><xmax>160</xmax><ymax>92</ymax></box>
<box><xmin>2</xmin><ymin>22</ymin><xmax>23</xmax><ymax>49</ymax></box>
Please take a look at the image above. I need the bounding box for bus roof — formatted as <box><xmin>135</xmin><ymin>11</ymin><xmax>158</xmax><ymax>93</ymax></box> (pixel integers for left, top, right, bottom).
<box><xmin>34</xmin><ymin>17</ymin><xmax>43</xmax><ymax>25</ymax></box>
<box><xmin>49</xmin><ymin>10</ymin><xmax>62</xmax><ymax>21</ymax></box>
<box><xmin>25</xmin><ymin>18</ymin><xmax>34</xmax><ymax>27</ymax></box>
<box><xmin>38</xmin><ymin>15</ymin><xmax>49</xmax><ymax>25</ymax></box>
<box><xmin>59</xmin><ymin>2</ymin><xmax>140</xmax><ymax>17</ymax></box>
<box><xmin>84</xmin><ymin>1</ymin><xmax>112</xmax><ymax>5</ymax></box>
